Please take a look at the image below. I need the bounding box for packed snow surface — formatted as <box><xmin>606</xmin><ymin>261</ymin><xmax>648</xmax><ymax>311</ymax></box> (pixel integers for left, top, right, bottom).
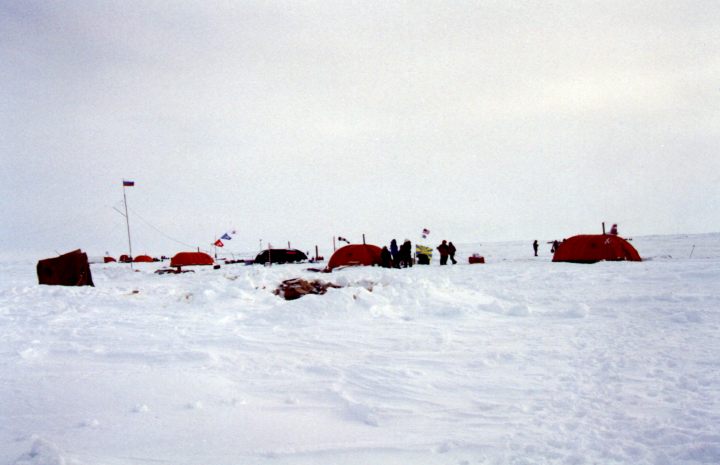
<box><xmin>2</xmin><ymin>234</ymin><xmax>719</xmax><ymax>465</ymax></box>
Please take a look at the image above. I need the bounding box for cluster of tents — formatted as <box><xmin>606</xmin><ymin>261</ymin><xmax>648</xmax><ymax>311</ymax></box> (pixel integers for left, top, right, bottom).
<box><xmin>37</xmin><ymin>231</ymin><xmax>642</xmax><ymax>287</ymax></box>
<box><xmin>102</xmin><ymin>254</ymin><xmax>160</xmax><ymax>263</ymax></box>
<box><xmin>164</xmin><ymin>245</ymin><xmax>380</xmax><ymax>270</ymax></box>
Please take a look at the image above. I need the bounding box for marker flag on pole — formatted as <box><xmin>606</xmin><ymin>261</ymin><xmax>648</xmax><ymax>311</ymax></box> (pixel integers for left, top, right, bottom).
<box><xmin>214</xmin><ymin>239</ymin><xmax>224</xmax><ymax>247</ymax></box>
<box><xmin>123</xmin><ymin>180</ymin><xmax>135</xmax><ymax>187</ymax></box>
<box><xmin>221</xmin><ymin>233</ymin><xmax>232</xmax><ymax>240</ymax></box>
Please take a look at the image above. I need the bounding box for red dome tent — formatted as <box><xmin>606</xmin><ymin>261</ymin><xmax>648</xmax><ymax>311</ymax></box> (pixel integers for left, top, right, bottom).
<box><xmin>327</xmin><ymin>244</ymin><xmax>382</xmax><ymax>270</ymax></box>
<box><xmin>552</xmin><ymin>235</ymin><xmax>641</xmax><ymax>263</ymax></box>
<box><xmin>170</xmin><ymin>251</ymin><xmax>214</xmax><ymax>267</ymax></box>
<box><xmin>133</xmin><ymin>255</ymin><xmax>154</xmax><ymax>263</ymax></box>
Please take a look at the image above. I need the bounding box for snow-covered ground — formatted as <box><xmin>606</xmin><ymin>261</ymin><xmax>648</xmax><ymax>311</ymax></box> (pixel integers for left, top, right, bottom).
<box><xmin>2</xmin><ymin>234</ymin><xmax>719</xmax><ymax>465</ymax></box>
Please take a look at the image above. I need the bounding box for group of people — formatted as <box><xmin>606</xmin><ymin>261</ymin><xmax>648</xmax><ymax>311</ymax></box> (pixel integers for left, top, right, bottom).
<box><xmin>379</xmin><ymin>238</ymin><xmax>458</xmax><ymax>267</ymax></box>
<box><xmin>436</xmin><ymin>240</ymin><xmax>457</xmax><ymax>265</ymax></box>
<box><xmin>380</xmin><ymin>227</ymin><xmax>621</xmax><ymax>266</ymax></box>
<box><xmin>380</xmin><ymin>239</ymin><xmax>414</xmax><ymax>268</ymax></box>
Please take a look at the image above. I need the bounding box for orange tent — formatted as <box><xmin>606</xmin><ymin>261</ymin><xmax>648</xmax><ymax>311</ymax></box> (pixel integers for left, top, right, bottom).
<box><xmin>170</xmin><ymin>251</ymin><xmax>214</xmax><ymax>267</ymax></box>
<box><xmin>553</xmin><ymin>235</ymin><xmax>641</xmax><ymax>263</ymax></box>
<box><xmin>327</xmin><ymin>244</ymin><xmax>382</xmax><ymax>270</ymax></box>
<box><xmin>134</xmin><ymin>255</ymin><xmax>154</xmax><ymax>263</ymax></box>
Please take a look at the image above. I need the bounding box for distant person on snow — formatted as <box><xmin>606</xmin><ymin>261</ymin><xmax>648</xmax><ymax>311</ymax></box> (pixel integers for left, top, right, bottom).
<box><xmin>399</xmin><ymin>240</ymin><xmax>413</xmax><ymax>267</ymax></box>
<box><xmin>551</xmin><ymin>240</ymin><xmax>560</xmax><ymax>253</ymax></box>
<box><xmin>390</xmin><ymin>239</ymin><xmax>399</xmax><ymax>267</ymax></box>
<box><xmin>610</xmin><ymin>224</ymin><xmax>618</xmax><ymax>235</ymax></box>
<box><xmin>380</xmin><ymin>246</ymin><xmax>392</xmax><ymax>268</ymax></box>
<box><xmin>533</xmin><ymin>240</ymin><xmax>539</xmax><ymax>256</ymax></box>
<box><xmin>437</xmin><ymin>240</ymin><xmax>450</xmax><ymax>265</ymax></box>
<box><xmin>448</xmin><ymin>241</ymin><xmax>457</xmax><ymax>264</ymax></box>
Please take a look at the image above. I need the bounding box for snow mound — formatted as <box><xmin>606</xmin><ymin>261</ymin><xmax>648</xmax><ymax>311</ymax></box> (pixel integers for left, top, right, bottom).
<box><xmin>1</xmin><ymin>234</ymin><xmax>719</xmax><ymax>464</ymax></box>
<box><xmin>14</xmin><ymin>438</ymin><xmax>70</xmax><ymax>465</ymax></box>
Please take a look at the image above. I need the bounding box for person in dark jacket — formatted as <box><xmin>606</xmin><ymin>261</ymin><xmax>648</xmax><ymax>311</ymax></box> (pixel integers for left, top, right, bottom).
<box><xmin>533</xmin><ymin>240</ymin><xmax>539</xmax><ymax>257</ymax></box>
<box><xmin>399</xmin><ymin>240</ymin><xmax>413</xmax><ymax>267</ymax></box>
<box><xmin>380</xmin><ymin>246</ymin><xmax>392</xmax><ymax>268</ymax></box>
<box><xmin>390</xmin><ymin>239</ymin><xmax>399</xmax><ymax>268</ymax></box>
<box><xmin>551</xmin><ymin>240</ymin><xmax>559</xmax><ymax>253</ymax></box>
<box><xmin>448</xmin><ymin>241</ymin><xmax>457</xmax><ymax>264</ymax></box>
<box><xmin>437</xmin><ymin>240</ymin><xmax>450</xmax><ymax>265</ymax></box>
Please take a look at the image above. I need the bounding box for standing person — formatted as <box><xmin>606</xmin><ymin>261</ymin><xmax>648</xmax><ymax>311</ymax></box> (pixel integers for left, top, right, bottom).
<box><xmin>400</xmin><ymin>239</ymin><xmax>413</xmax><ymax>267</ymax></box>
<box><xmin>390</xmin><ymin>239</ymin><xmax>399</xmax><ymax>267</ymax></box>
<box><xmin>437</xmin><ymin>240</ymin><xmax>450</xmax><ymax>265</ymax></box>
<box><xmin>533</xmin><ymin>240</ymin><xmax>539</xmax><ymax>256</ymax></box>
<box><xmin>448</xmin><ymin>241</ymin><xmax>457</xmax><ymax>264</ymax></box>
<box><xmin>551</xmin><ymin>240</ymin><xmax>559</xmax><ymax>253</ymax></box>
<box><xmin>380</xmin><ymin>246</ymin><xmax>392</xmax><ymax>268</ymax></box>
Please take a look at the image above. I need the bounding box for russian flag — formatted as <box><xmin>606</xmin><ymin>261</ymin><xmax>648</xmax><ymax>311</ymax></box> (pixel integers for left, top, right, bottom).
<box><xmin>123</xmin><ymin>180</ymin><xmax>135</xmax><ymax>187</ymax></box>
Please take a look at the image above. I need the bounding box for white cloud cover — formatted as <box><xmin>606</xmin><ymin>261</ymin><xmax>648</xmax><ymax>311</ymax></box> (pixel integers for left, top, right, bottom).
<box><xmin>2</xmin><ymin>0</ymin><xmax>719</xmax><ymax>258</ymax></box>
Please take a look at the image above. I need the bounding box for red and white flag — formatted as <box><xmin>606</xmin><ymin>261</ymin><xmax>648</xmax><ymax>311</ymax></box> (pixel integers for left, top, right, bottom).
<box><xmin>214</xmin><ymin>239</ymin><xmax>224</xmax><ymax>247</ymax></box>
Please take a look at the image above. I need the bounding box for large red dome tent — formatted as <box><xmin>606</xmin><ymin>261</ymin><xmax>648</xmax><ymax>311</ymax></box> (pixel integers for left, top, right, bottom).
<box><xmin>170</xmin><ymin>251</ymin><xmax>214</xmax><ymax>267</ymax></box>
<box><xmin>327</xmin><ymin>244</ymin><xmax>382</xmax><ymax>270</ymax></box>
<box><xmin>552</xmin><ymin>234</ymin><xmax>641</xmax><ymax>263</ymax></box>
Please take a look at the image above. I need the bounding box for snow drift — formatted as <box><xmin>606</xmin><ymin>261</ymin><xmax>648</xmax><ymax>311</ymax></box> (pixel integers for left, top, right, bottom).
<box><xmin>1</xmin><ymin>234</ymin><xmax>719</xmax><ymax>465</ymax></box>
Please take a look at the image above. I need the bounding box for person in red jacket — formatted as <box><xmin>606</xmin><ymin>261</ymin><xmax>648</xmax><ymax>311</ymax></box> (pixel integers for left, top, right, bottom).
<box><xmin>437</xmin><ymin>240</ymin><xmax>450</xmax><ymax>265</ymax></box>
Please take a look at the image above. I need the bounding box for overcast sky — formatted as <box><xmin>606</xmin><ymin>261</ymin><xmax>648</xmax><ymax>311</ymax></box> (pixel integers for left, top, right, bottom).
<box><xmin>2</xmin><ymin>0</ymin><xmax>719</xmax><ymax>259</ymax></box>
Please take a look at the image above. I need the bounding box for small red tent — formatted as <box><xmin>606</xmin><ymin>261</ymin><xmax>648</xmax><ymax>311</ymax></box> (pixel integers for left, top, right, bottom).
<box><xmin>170</xmin><ymin>251</ymin><xmax>214</xmax><ymax>267</ymax></box>
<box><xmin>552</xmin><ymin>235</ymin><xmax>641</xmax><ymax>263</ymax></box>
<box><xmin>134</xmin><ymin>255</ymin><xmax>154</xmax><ymax>263</ymax></box>
<box><xmin>104</xmin><ymin>256</ymin><xmax>116</xmax><ymax>263</ymax></box>
<box><xmin>327</xmin><ymin>244</ymin><xmax>382</xmax><ymax>270</ymax></box>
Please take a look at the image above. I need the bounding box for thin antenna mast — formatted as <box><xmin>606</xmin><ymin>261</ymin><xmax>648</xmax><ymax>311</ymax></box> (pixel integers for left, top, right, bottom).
<box><xmin>122</xmin><ymin>181</ymin><xmax>134</xmax><ymax>270</ymax></box>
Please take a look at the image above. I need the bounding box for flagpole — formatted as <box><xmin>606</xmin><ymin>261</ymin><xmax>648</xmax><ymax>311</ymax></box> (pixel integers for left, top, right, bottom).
<box><xmin>123</xmin><ymin>182</ymin><xmax>134</xmax><ymax>270</ymax></box>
